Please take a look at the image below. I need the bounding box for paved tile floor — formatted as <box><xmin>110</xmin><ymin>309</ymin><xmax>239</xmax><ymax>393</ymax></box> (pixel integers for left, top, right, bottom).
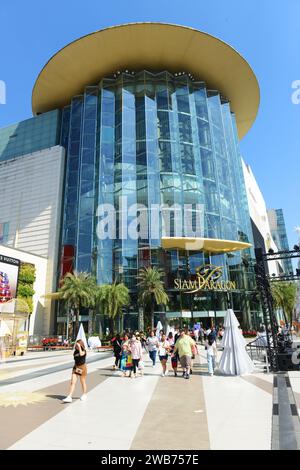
<box><xmin>0</xmin><ymin>346</ymin><xmax>299</xmax><ymax>450</ymax></box>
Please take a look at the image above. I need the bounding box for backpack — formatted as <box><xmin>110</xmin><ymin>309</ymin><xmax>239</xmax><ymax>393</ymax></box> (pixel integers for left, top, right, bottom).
<box><xmin>208</xmin><ymin>334</ymin><xmax>214</xmax><ymax>346</ymax></box>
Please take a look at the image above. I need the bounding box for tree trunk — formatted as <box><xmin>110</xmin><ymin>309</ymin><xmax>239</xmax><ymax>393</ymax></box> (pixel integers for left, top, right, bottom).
<box><xmin>144</xmin><ymin>306</ymin><xmax>150</xmax><ymax>332</ymax></box>
<box><xmin>88</xmin><ymin>309</ymin><xmax>93</xmax><ymax>336</ymax></box>
<box><xmin>109</xmin><ymin>316</ymin><xmax>114</xmax><ymax>337</ymax></box>
<box><xmin>68</xmin><ymin>308</ymin><xmax>74</xmax><ymax>341</ymax></box>
<box><xmin>99</xmin><ymin>316</ymin><xmax>103</xmax><ymax>339</ymax></box>
<box><xmin>118</xmin><ymin>314</ymin><xmax>123</xmax><ymax>334</ymax></box>
<box><xmin>74</xmin><ymin>307</ymin><xmax>80</xmax><ymax>340</ymax></box>
<box><xmin>151</xmin><ymin>295</ymin><xmax>155</xmax><ymax>330</ymax></box>
<box><xmin>92</xmin><ymin>310</ymin><xmax>97</xmax><ymax>333</ymax></box>
<box><xmin>282</xmin><ymin>305</ymin><xmax>288</xmax><ymax>326</ymax></box>
<box><xmin>138</xmin><ymin>307</ymin><xmax>144</xmax><ymax>332</ymax></box>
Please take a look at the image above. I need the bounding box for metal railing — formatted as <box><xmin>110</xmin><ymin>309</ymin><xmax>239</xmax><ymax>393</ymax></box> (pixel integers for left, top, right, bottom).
<box><xmin>246</xmin><ymin>335</ymin><xmax>271</xmax><ymax>373</ymax></box>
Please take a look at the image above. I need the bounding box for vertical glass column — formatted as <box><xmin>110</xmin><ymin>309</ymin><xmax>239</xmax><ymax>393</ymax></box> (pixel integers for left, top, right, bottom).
<box><xmin>76</xmin><ymin>86</ymin><xmax>98</xmax><ymax>272</ymax></box>
<box><xmin>222</xmin><ymin>104</ymin><xmax>253</xmax><ymax>246</ymax></box>
<box><xmin>175</xmin><ymin>78</ymin><xmax>203</xmax><ymax>237</ymax></box>
<box><xmin>157</xmin><ymin>73</ymin><xmax>181</xmax><ymax>238</ymax></box>
<box><xmin>188</xmin><ymin>82</ymin><xmax>205</xmax><ymax>239</ymax></box>
<box><xmin>193</xmin><ymin>86</ymin><xmax>219</xmax><ymax>239</ymax></box>
<box><xmin>97</xmin><ymin>80</ymin><xmax>116</xmax><ymax>284</ymax></box>
<box><xmin>60</xmin><ymin>105</ymin><xmax>71</xmax><ymax>151</ymax></box>
<box><xmin>206</xmin><ymin>92</ymin><xmax>228</xmax><ymax>239</ymax></box>
<box><xmin>144</xmin><ymin>72</ymin><xmax>160</xmax><ymax>248</ymax></box>
<box><xmin>114</xmin><ymin>75</ymin><xmax>138</xmax><ymax>289</ymax></box>
<box><xmin>62</xmin><ymin>96</ymin><xmax>84</xmax><ymax>249</ymax></box>
<box><xmin>135</xmin><ymin>72</ymin><xmax>150</xmax><ymax>271</ymax></box>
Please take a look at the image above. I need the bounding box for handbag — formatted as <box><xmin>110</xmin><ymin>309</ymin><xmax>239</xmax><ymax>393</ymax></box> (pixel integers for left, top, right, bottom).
<box><xmin>74</xmin><ymin>366</ymin><xmax>83</xmax><ymax>375</ymax></box>
<box><xmin>126</xmin><ymin>354</ymin><xmax>133</xmax><ymax>368</ymax></box>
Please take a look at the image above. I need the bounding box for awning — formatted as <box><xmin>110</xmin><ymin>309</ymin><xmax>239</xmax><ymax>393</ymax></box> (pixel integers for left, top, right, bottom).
<box><xmin>161</xmin><ymin>237</ymin><xmax>252</xmax><ymax>253</ymax></box>
<box><xmin>42</xmin><ymin>292</ymin><xmax>61</xmax><ymax>300</ymax></box>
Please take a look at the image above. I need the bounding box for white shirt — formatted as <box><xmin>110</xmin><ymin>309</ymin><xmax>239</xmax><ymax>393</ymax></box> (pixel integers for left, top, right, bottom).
<box><xmin>158</xmin><ymin>340</ymin><xmax>169</xmax><ymax>356</ymax></box>
<box><xmin>205</xmin><ymin>340</ymin><xmax>217</xmax><ymax>356</ymax></box>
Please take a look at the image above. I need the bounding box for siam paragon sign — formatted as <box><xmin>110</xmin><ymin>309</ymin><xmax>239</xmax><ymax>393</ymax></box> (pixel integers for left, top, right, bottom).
<box><xmin>174</xmin><ymin>264</ymin><xmax>236</xmax><ymax>293</ymax></box>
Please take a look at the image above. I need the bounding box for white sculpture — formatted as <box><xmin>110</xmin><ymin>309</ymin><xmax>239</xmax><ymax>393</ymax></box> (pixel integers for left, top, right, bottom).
<box><xmin>219</xmin><ymin>309</ymin><xmax>254</xmax><ymax>376</ymax></box>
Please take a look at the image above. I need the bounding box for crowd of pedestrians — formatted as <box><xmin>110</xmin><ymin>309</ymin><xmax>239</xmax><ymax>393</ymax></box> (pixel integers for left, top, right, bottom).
<box><xmin>110</xmin><ymin>325</ymin><xmax>221</xmax><ymax>380</ymax></box>
<box><xmin>62</xmin><ymin>323</ymin><xmax>222</xmax><ymax>402</ymax></box>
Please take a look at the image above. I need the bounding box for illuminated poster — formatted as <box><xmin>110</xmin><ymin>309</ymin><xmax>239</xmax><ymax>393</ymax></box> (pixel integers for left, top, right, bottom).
<box><xmin>0</xmin><ymin>255</ymin><xmax>20</xmax><ymax>303</ymax></box>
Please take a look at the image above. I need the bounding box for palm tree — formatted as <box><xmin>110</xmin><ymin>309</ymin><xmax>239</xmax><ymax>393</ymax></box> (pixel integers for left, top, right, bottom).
<box><xmin>138</xmin><ymin>266</ymin><xmax>169</xmax><ymax>330</ymax></box>
<box><xmin>97</xmin><ymin>282</ymin><xmax>130</xmax><ymax>336</ymax></box>
<box><xmin>59</xmin><ymin>271</ymin><xmax>97</xmax><ymax>339</ymax></box>
<box><xmin>271</xmin><ymin>281</ymin><xmax>297</xmax><ymax>324</ymax></box>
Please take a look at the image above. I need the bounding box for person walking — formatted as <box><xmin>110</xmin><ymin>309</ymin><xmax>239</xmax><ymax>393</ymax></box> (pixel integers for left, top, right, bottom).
<box><xmin>120</xmin><ymin>333</ymin><xmax>132</xmax><ymax>377</ymax></box>
<box><xmin>111</xmin><ymin>333</ymin><xmax>122</xmax><ymax>370</ymax></box>
<box><xmin>167</xmin><ymin>332</ymin><xmax>174</xmax><ymax>347</ymax></box>
<box><xmin>170</xmin><ymin>341</ymin><xmax>179</xmax><ymax>377</ymax></box>
<box><xmin>188</xmin><ymin>331</ymin><xmax>198</xmax><ymax>375</ymax></box>
<box><xmin>158</xmin><ymin>333</ymin><xmax>170</xmax><ymax>377</ymax></box>
<box><xmin>62</xmin><ymin>339</ymin><xmax>87</xmax><ymax>403</ymax></box>
<box><xmin>174</xmin><ymin>327</ymin><xmax>180</xmax><ymax>343</ymax></box>
<box><xmin>194</xmin><ymin>323</ymin><xmax>200</xmax><ymax>343</ymax></box>
<box><xmin>205</xmin><ymin>333</ymin><xmax>218</xmax><ymax>376</ymax></box>
<box><xmin>173</xmin><ymin>329</ymin><xmax>196</xmax><ymax>380</ymax></box>
<box><xmin>210</xmin><ymin>325</ymin><xmax>218</xmax><ymax>341</ymax></box>
<box><xmin>129</xmin><ymin>334</ymin><xmax>143</xmax><ymax>378</ymax></box>
<box><xmin>139</xmin><ymin>331</ymin><xmax>147</xmax><ymax>351</ymax></box>
<box><xmin>146</xmin><ymin>330</ymin><xmax>159</xmax><ymax>367</ymax></box>
<box><xmin>218</xmin><ymin>326</ymin><xmax>224</xmax><ymax>342</ymax></box>
<box><xmin>199</xmin><ymin>323</ymin><xmax>204</xmax><ymax>345</ymax></box>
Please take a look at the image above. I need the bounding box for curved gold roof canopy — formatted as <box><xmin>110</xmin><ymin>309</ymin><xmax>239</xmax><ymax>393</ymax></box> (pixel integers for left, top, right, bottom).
<box><xmin>32</xmin><ymin>22</ymin><xmax>260</xmax><ymax>139</ymax></box>
<box><xmin>161</xmin><ymin>237</ymin><xmax>252</xmax><ymax>253</ymax></box>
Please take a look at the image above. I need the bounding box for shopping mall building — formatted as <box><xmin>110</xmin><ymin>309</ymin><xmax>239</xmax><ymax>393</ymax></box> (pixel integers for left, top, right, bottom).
<box><xmin>0</xmin><ymin>23</ymin><xmax>268</xmax><ymax>334</ymax></box>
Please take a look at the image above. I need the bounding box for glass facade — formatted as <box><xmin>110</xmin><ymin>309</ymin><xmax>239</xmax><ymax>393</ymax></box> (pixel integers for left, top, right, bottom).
<box><xmin>0</xmin><ymin>110</ymin><xmax>60</xmax><ymax>162</ymax></box>
<box><xmin>59</xmin><ymin>70</ymin><xmax>260</xmax><ymax>329</ymax></box>
<box><xmin>268</xmin><ymin>208</ymin><xmax>293</xmax><ymax>275</ymax></box>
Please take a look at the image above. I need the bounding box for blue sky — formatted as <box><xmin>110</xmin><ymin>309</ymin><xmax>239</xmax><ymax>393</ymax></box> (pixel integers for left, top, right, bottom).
<box><xmin>0</xmin><ymin>0</ymin><xmax>299</xmax><ymax>253</ymax></box>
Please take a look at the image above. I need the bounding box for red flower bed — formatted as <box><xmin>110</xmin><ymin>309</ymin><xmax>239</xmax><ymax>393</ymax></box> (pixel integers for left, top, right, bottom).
<box><xmin>42</xmin><ymin>337</ymin><xmax>59</xmax><ymax>346</ymax></box>
<box><xmin>242</xmin><ymin>330</ymin><xmax>257</xmax><ymax>337</ymax></box>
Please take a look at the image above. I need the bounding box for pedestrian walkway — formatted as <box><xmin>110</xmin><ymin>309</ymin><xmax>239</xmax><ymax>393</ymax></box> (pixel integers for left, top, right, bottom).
<box><xmin>0</xmin><ymin>346</ymin><xmax>299</xmax><ymax>450</ymax></box>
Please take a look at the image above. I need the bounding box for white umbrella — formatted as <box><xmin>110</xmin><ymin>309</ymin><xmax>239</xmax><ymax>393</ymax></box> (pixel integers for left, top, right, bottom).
<box><xmin>155</xmin><ymin>321</ymin><xmax>163</xmax><ymax>339</ymax></box>
<box><xmin>75</xmin><ymin>323</ymin><xmax>88</xmax><ymax>350</ymax></box>
<box><xmin>0</xmin><ymin>321</ymin><xmax>12</xmax><ymax>337</ymax></box>
<box><xmin>218</xmin><ymin>309</ymin><xmax>254</xmax><ymax>376</ymax></box>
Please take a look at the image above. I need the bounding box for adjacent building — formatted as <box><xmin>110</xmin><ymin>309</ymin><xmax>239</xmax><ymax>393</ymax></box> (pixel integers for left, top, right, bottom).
<box><xmin>0</xmin><ymin>122</ymin><xmax>65</xmax><ymax>334</ymax></box>
<box><xmin>267</xmin><ymin>208</ymin><xmax>293</xmax><ymax>275</ymax></box>
<box><xmin>242</xmin><ymin>160</ymin><xmax>282</xmax><ymax>276</ymax></box>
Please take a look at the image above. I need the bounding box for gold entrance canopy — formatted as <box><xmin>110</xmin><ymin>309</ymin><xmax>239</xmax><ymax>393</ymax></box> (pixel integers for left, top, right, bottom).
<box><xmin>161</xmin><ymin>237</ymin><xmax>252</xmax><ymax>253</ymax></box>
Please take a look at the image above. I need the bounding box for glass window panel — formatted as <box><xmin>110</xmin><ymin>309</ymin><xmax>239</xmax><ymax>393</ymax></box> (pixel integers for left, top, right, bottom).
<box><xmin>176</xmin><ymin>87</ymin><xmax>190</xmax><ymax>113</ymax></box>
<box><xmin>201</xmin><ymin>149</ymin><xmax>215</xmax><ymax>180</ymax></box>
<box><xmin>197</xmin><ymin>119</ymin><xmax>211</xmax><ymax>148</ymax></box>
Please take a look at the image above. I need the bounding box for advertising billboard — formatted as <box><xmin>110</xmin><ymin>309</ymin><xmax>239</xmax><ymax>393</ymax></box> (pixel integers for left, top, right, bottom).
<box><xmin>0</xmin><ymin>254</ymin><xmax>20</xmax><ymax>304</ymax></box>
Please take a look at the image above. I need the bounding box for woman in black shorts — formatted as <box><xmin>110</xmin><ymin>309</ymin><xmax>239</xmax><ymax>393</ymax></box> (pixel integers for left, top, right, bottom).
<box><xmin>62</xmin><ymin>339</ymin><xmax>87</xmax><ymax>403</ymax></box>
